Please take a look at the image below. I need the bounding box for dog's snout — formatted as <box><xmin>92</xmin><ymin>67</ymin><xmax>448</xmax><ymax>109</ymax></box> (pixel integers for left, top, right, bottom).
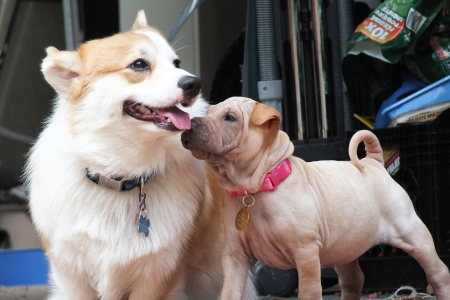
<box><xmin>178</xmin><ymin>76</ymin><xmax>201</xmax><ymax>104</ymax></box>
<box><xmin>190</xmin><ymin>117</ymin><xmax>201</xmax><ymax>129</ymax></box>
<box><xmin>180</xmin><ymin>118</ymin><xmax>203</xmax><ymax>150</ymax></box>
<box><xmin>181</xmin><ymin>131</ymin><xmax>190</xmax><ymax>149</ymax></box>
<box><xmin>178</xmin><ymin>76</ymin><xmax>201</xmax><ymax>93</ymax></box>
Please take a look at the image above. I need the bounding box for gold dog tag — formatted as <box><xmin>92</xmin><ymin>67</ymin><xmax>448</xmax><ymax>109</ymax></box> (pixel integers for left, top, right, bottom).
<box><xmin>234</xmin><ymin>193</ymin><xmax>255</xmax><ymax>231</ymax></box>
<box><xmin>235</xmin><ymin>207</ymin><xmax>249</xmax><ymax>231</ymax></box>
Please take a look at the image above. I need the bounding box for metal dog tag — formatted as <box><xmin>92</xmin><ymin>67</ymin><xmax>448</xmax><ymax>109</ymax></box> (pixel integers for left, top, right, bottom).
<box><xmin>235</xmin><ymin>207</ymin><xmax>249</xmax><ymax>231</ymax></box>
<box><xmin>137</xmin><ymin>212</ymin><xmax>150</xmax><ymax>237</ymax></box>
<box><xmin>136</xmin><ymin>177</ymin><xmax>150</xmax><ymax>237</ymax></box>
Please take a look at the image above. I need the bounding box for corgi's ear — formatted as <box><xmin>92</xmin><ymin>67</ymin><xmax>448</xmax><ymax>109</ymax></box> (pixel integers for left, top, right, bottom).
<box><xmin>41</xmin><ymin>46</ymin><xmax>82</xmax><ymax>96</ymax></box>
<box><xmin>250</xmin><ymin>102</ymin><xmax>281</xmax><ymax>132</ymax></box>
<box><xmin>132</xmin><ymin>10</ymin><xmax>149</xmax><ymax>31</ymax></box>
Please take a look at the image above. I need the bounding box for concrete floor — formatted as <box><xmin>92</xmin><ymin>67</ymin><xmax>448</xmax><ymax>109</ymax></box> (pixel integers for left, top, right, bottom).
<box><xmin>0</xmin><ymin>286</ymin><xmax>48</xmax><ymax>300</ymax></box>
<box><xmin>0</xmin><ymin>286</ymin><xmax>437</xmax><ymax>300</ymax></box>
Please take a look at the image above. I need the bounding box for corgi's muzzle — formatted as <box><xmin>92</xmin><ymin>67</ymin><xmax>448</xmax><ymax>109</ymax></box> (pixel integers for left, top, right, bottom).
<box><xmin>123</xmin><ymin>75</ymin><xmax>201</xmax><ymax>131</ymax></box>
<box><xmin>123</xmin><ymin>100</ymin><xmax>192</xmax><ymax>131</ymax></box>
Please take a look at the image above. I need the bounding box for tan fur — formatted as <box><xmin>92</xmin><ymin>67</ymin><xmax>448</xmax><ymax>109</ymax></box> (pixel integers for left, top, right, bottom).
<box><xmin>73</xmin><ymin>32</ymin><xmax>153</xmax><ymax>101</ymax></box>
<box><xmin>249</xmin><ymin>102</ymin><xmax>281</xmax><ymax>146</ymax></box>
<box><xmin>181</xmin><ymin>97</ymin><xmax>450</xmax><ymax>300</ymax></box>
<box><xmin>249</xmin><ymin>102</ymin><xmax>280</xmax><ymax>127</ymax></box>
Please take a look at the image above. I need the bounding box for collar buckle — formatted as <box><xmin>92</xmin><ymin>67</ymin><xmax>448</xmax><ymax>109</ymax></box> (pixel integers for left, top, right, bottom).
<box><xmin>86</xmin><ymin>168</ymin><xmax>151</xmax><ymax>191</ymax></box>
<box><xmin>98</xmin><ymin>175</ymin><xmax>128</xmax><ymax>190</ymax></box>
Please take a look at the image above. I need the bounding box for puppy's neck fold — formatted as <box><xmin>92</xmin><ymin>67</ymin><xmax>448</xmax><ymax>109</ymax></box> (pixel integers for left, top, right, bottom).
<box><xmin>223</xmin><ymin>131</ymin><xmax>294</xmax><ymax>193</ymax></box>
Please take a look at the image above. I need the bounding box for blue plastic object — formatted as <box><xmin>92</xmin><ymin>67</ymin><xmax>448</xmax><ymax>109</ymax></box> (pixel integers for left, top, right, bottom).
<box><xmin>375</xmin><ymin>74</ymin><xmax>450</xmax><ymax>128</ymax></box>
<box><xmin>0</xmin><ymin>249</ymin><xmax>48</xmax><ymax>286</ymax></box>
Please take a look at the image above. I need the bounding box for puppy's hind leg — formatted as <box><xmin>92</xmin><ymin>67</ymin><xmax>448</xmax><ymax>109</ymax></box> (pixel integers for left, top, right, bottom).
<box><xmin>334</xmin><ymin>260</ymin><xmax>364</xmax><ymax>300</ymax></box>
<box><xmin>389</xmin><ymin>217</ymin><xmax>450</xmax><ymax>300</ymax></box>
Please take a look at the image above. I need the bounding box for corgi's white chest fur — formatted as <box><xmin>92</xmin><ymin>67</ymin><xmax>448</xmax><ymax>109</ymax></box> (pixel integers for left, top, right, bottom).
<box><xmin>29</xmin><ymin>99</ymin><xmax>205</xmax><ymax>250</ymax></box>
<box><xmin>28</xmin><ymin>99</ymin><xmax>207</xmax><ymax>298</ymax></box>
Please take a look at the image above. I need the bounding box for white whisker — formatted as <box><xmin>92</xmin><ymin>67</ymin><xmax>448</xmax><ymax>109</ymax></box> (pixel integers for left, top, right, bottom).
<box><xmin>174</xmin><ymin>45</ymin><xmax>192</xmax><ymax>52</ymax></box>
<box><xmin>171</xmin><ymin>36</ymin><xmax>184</xmax><ymax>49</ymax></box>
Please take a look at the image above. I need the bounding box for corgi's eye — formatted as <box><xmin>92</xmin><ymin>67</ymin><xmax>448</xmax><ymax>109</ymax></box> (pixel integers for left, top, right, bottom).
<box><xmin>173</xmin><ymin>59</ymin><xmax>181</xmax><ymax>68</ymax></box>
<box><xmin>129</xmin><ymin>59</ymin><xmax>149</xmax><ymax>71</ymax></box>
<box><xmin>224</xmin><ymin>114</ymin><xmax>236</xmax><ymax>122</ymax></box>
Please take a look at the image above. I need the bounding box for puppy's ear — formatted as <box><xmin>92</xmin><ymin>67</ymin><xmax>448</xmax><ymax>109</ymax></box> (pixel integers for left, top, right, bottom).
<box><xmin>41</xmin><ymin>47</ymin><xmax>82</xmax><ymax>96</ymax></box>
<box><xmin>250</xmin><ymin>102</ymin><xmax>281</xmax><ymax>132</ymax></box>
<box><xmin>132</xmin><ymin>10</ymin><xmax>149</xmax><ymax>31</ymax></box>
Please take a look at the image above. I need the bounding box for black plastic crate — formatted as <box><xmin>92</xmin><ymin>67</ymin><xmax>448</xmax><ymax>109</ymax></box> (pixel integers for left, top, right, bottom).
<box><xmin>374</xmin><ymin>122</ymin><xmax>450</xmax><ymax>256</ymax></box>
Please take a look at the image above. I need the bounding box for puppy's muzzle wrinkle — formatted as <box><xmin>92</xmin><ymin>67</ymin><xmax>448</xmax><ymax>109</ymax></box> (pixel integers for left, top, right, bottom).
<box><xmin>178</xmin><ymin>76</ymin><xmax>201</xmax><ymax>106</ymax></box>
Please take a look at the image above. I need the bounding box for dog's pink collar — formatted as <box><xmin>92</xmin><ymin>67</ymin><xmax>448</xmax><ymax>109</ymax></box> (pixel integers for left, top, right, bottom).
<box><xmin>228</xmin><ymin>158</ymin><xmax>292</xmax><ymax>197</ymax></box>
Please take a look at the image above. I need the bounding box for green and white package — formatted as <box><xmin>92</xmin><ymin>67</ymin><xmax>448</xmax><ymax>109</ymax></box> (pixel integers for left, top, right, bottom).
<box><xmin>347</xmin><ymin>0</ymin><xmax>447</xmax><ymax>63</ymax></box>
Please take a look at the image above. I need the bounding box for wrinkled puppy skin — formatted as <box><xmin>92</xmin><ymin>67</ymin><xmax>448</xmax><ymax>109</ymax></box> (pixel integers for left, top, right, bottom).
<box><xmin>182</xmin><ymin>96</ymin><xmax>450</xmax><ymax>300</ymax></box>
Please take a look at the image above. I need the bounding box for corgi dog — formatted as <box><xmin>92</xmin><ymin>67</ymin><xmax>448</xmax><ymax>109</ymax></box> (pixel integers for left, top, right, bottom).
<box><xmin>26</xmin><ymin>11</ymin><xmax>254</xmax><ymax>300</ymax></box>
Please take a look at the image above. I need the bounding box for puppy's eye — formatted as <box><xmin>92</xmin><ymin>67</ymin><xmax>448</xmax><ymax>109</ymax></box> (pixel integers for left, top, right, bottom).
<box><xmin>224</xmin><ymin>114</ymin><xmax>236</xmax><ymax>122</ymax></box>
<box><xmin>173</xmin><ymin>59</ymin><xmax>181</xmax><ymax>68</ymax></box>
<box><xmin>129</xmin><ymin>59</ymin><xmax>149</xmax><ymax>71</ymax></box>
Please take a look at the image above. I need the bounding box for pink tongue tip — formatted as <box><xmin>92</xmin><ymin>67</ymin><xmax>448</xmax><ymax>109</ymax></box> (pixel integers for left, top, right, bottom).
<box><xmin>155</xmin><ymin>107</ymin><xmax>191</xmax><ymax>130</ymax></box>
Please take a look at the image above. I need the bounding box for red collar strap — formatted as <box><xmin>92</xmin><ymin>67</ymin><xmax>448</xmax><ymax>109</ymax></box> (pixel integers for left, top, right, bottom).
<box><xmin>228</xmin><ymin>158</ymin><xmax>292</xmax><ymax>197</ymax></box>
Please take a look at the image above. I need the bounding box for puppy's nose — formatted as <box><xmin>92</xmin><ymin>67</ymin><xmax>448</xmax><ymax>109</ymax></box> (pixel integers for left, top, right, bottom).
<box><xmin>181</xmin><ymin>118</ymin><xmax>201</xmax><ymax>149</ymax></box>
<box><xmin>190</xmin><ymin>117</ymin><xmax>201</xmax><ymax>128</ymax></box>
<box><xmin>178</xmin><ymin>76</ymin><xmax>201</xmax><ymax>103</ymax></box>
<box><xmin>181</xmin><ymin>131</ymin><xmax>190</xmax><ymax>149</ymax></box>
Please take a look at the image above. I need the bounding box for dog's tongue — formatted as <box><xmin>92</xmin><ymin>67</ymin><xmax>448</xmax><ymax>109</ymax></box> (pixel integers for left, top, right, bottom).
<box><xmin>154</xmin><ymin>107</ymin><xmax>191</xmax><ymax>130</ymax></box>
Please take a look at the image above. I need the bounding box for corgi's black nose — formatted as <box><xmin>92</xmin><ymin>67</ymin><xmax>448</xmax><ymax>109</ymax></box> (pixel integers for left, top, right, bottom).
<box><xmin>178</xmin><ymin>76</ymin><xmax>201</xmax><ymax>102</ymax></box>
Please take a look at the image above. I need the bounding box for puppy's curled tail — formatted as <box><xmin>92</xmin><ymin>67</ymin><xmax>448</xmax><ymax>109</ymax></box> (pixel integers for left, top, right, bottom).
<box><xmin>349</xmin><ymin>130</ymin><xmax>384</xmax><ymax>169</ymax></box>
